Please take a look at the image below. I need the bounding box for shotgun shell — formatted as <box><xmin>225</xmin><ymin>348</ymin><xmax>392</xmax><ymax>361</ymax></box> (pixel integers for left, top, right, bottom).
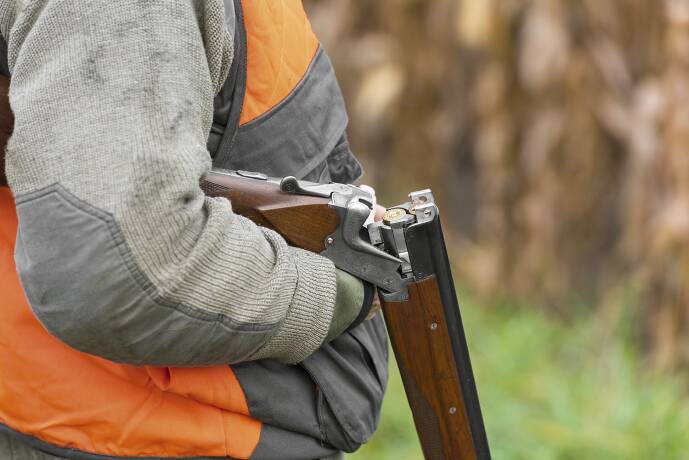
<box><xmin>383</xmin><ymin>208</ymin><xmax>408</xmax><ymax>225</ymax></box>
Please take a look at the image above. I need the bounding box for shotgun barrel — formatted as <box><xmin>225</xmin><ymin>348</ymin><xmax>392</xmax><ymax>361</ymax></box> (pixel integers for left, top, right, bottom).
<box><xmin>378</xmin><ymin>200</ymin><xmax>491</xmax><ymax>459</ymax></box>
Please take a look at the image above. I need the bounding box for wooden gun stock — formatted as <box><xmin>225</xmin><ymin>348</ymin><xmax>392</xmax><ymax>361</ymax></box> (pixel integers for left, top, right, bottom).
<box><xmin>201</xmin><ymin>170</ymin><xmax>339</xmax><ymax>254</ymax></box>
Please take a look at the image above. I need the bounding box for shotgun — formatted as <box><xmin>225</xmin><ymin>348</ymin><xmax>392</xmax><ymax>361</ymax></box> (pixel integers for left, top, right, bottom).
<box><xmin>201</xmin><ymin>169</ymin><xmax>492</xmax><ymax>460</ymax></box>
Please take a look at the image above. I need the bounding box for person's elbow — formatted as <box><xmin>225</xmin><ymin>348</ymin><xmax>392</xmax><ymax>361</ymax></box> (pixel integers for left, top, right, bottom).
<box><xmin>12</xmin><ymin>185</ymin><xmax>272</xmax><ymax>366</ymax></box>
<box><xmin>16</xmin><ymin>236</ymin><xmax>273</xmax><ymax>366</ymax></box>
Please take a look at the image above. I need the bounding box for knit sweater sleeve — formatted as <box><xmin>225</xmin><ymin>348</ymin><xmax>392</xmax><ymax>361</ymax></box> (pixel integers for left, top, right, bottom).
<box><xmin>0</xmin><ymin>0</ymin><xmax>358</xmax><ymax>365</ymax></box>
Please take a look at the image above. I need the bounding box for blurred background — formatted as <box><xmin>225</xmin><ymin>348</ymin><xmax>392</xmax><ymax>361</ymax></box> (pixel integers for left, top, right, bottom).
<box><xmin>304</xmin><ymin>1</ymin><xmax>689</xmax><ymax>459</ymax></box>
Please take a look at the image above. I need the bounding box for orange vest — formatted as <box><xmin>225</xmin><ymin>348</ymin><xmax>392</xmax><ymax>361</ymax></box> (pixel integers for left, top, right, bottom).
<box><xmin>0</xmin><ymin>1</ymin><xmax>320</xmax><ymax>458</ymax></box>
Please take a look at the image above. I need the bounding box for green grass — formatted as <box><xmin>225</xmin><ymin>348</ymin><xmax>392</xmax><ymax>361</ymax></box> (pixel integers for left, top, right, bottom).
<box><xmin>349</xmin><ymin>295</ymin><xmax>689</xmax><ymax>460</ymax></box>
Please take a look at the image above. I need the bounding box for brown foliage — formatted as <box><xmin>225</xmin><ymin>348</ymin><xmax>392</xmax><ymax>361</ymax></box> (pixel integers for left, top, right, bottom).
<box><xmin>305</xmin><ymin>0</ymin><xmax>689</xmax><ymax>368</ymax></box>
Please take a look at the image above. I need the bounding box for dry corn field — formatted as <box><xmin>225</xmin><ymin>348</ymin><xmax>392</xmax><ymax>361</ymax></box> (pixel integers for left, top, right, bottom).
<box><xmin>305</xmin><ymin>0</ymin><xmax>689</xmax><ymax>370</ymax></box>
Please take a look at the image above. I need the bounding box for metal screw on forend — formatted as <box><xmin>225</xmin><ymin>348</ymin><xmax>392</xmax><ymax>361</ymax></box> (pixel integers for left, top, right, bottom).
<box><xmin>430</xmin><ymin>322</ymin><xmax>438</xmax><ymax>331</ymax></box>
<box><xmin>326</xmin><ymin>237</ymin><xmax>334</xmax><ymax>245</ymax></box>
<box><xmin>449</xmin><ymin>406</ymin><xmax>457</xmax><ymax>415</ymax></box>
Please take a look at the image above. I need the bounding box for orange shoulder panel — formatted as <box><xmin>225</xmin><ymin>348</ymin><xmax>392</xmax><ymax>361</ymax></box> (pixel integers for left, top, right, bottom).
<box><xmin>240</xmin><ymin>0</ymin><xmax>320</xmax><ymax>125</ymax></box>
<box><xmin>0</xmin><ymin>187</ymin><xmax>261</xmax><ymax>459</ymax></box>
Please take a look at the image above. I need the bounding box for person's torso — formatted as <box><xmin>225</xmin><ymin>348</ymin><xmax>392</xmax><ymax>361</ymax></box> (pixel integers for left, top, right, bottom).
<box><xmin>0</xmin><ymin>1</ymin><xmax>386</xmax><ymax>459</ymax></box>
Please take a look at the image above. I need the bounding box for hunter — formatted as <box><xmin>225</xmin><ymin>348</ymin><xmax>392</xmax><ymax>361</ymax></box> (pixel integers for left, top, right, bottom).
<box><xmin>0</xmin><ymin>1</ymin><xmax>388</xmax><ymax>459</ymax></box>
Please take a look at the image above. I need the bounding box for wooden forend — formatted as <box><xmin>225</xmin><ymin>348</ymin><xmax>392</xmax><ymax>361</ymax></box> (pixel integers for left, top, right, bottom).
<box><xmin>381</xmin><ymin>276</ymin><xmax>478</xmax><ymax>460</ymax></box>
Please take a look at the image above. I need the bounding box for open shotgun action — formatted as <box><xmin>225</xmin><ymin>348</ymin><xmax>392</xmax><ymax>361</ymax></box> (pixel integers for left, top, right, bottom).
<box><xmin>202</xmin><ymin>169</ymin><xmax>492</xmax><ymax>460</ymax></box>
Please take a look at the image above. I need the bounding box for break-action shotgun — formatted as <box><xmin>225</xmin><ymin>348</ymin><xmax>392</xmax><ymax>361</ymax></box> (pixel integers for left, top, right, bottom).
<box><xmin>202</xmin><ymin>169</ymin><xmax>492</xmax><ymax>460</ymax></box>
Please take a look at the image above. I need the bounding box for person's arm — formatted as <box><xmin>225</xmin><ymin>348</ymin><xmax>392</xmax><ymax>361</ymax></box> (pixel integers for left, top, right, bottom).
<box><xmin>1</xmin><ymin>0</ymin><xmax>366</xmax><ymax>366</ymax></box>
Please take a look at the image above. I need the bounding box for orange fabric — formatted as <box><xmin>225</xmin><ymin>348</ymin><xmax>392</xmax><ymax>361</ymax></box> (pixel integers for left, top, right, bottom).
<box><xmin>0</xmin><ymin>187</ymin><xmax>261</xmax><ymax>459</ymax></box>
<box><xmin>240</xmin><ymin>0</ymin><xmax>320</xmax><ymax>125</ymax></box>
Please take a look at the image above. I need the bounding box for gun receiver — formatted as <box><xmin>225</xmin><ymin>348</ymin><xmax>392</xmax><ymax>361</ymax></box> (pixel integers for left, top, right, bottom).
<box><xmin>202</xmin><ymin>169</ymin><xmax>491</xmax><ymax>460</ymax></box>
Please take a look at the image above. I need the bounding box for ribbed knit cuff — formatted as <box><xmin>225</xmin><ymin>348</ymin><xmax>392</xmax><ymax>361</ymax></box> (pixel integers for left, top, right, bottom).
<box><xmin>250</xmin><ymin>247</ymin><xmax>337</xmax><ymax>363</ymax></box>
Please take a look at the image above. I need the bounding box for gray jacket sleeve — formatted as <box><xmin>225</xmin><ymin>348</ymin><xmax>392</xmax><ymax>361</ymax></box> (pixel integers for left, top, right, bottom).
<box><xmin>1</xmin><ymin>0</ymin><xmax>359</xmax><ymax>365</ymax></box>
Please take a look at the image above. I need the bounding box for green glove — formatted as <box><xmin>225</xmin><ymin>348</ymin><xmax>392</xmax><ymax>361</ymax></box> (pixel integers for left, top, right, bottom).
<box><xmin>324</xmin><ymin>269</ymin><xmax>374</xmax><ymax>343</ymax></box>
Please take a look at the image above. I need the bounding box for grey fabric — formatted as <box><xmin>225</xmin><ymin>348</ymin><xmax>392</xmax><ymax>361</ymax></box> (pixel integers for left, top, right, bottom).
<box><xmin>251</xmin><ymin>425</ymin><xmax>338</xmax><ymax>460</ymax></box>
<box><xmin>0</xmin><ymin>36</ymin><xmax>8</xmax><ymax>76</ymax></box>
<box><xmin>216</xmin><ymin>47</ymin><xmax>353</xmax><ymax>181</ymax></box>
<box><xmin>210</xmin><ymin>0</ymin><xmax>246</xmax><ymax>161</ymax></box>
<box><xmin>14</xmin><ymin>184</ymin><xmax>279</xmax><ymax>366</ymax></box>
<box><xmin>318</xmin><ymin>455</ymin><xmax>343</xmax><ymax>460</ymax></box>
<box><xmin>323</xmin><ymin>134</ymin><xmax>363</xmax><ymax>185</ymax></box>
<box><xmin>300</xmin><ymin>134</ymin><xmax>363</xmax><ymax>185</ymax></box>
<box><xmin>0</xmin><ymin>429</ymin><xmax>64</xmax><ymax>460</ymax></box>
<box><xmin>301</xmin><ymin>316</ymin><xmax>389</xmax><ymax>450</ymax></box>
<box><xmin>208</xmin><ymin>0</ymin><xmax>244</xmax><ymax>157</ymax></box>
<box><xmin>234</xmin><ymin>315</ymin><xmax>389</xmax><ymax>455</ymax></box>
<box><xmin>3</xmin><ymin>0</ymin><xmax>342</xmax><ymax>366</ymax></box>
<box><xmin>222</xmin><ymin>0</ymin><xmax>235</xmax><ymax>44</ymax></box>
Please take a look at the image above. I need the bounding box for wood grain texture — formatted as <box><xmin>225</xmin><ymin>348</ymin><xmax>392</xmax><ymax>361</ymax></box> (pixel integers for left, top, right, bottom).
<box><xmin>382</xmin><ymin>276</ymin><xmax>478</xmax><ymax>460</ymax></box>
<box><xmin>0</xmin><ymin>75</ymin><xmax>13</xmax><ymax>187</ymax></box>
<box><xmin>201</xmin><ymin>172</ymin><xmax>339</xmax><ymax>253</ymax></box>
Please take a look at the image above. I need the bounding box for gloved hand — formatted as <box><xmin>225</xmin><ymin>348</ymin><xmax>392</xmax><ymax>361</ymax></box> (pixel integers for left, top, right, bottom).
<box><xmin>324</xmin><ymin>185</ymin><xmax>386</xmax><ymax>342</ymax></box>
